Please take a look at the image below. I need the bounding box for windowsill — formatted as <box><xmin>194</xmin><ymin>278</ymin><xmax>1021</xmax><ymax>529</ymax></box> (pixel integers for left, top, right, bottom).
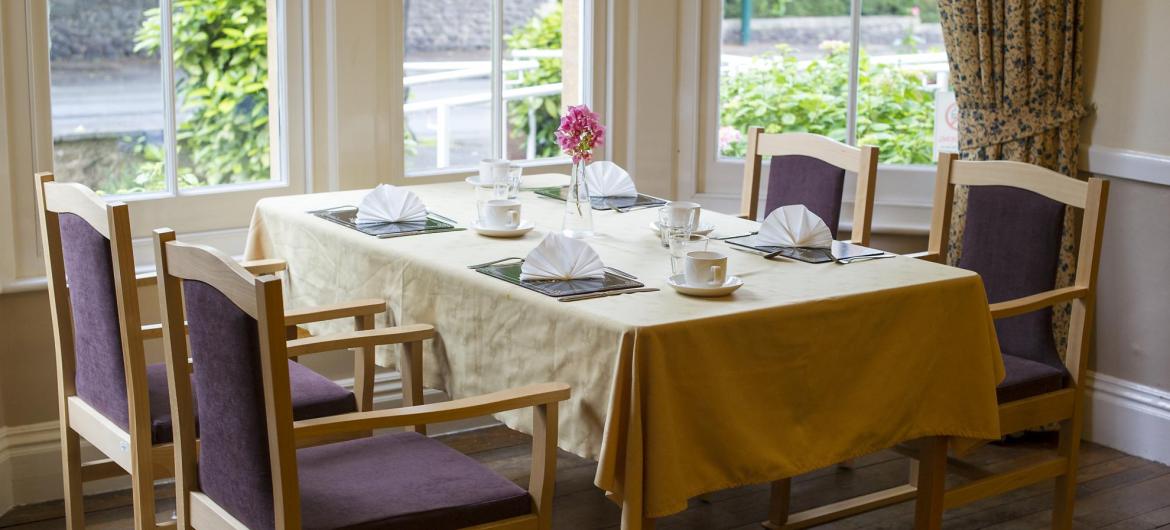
<box><xmin>404</xmin><ymin>157</ymin><xmax>571</xmax><ymax>179</ymax></box>
<box><xmin>99</xmin><ymin>180</ymin><xmax>292</xmax><ymax>203</ymax></box>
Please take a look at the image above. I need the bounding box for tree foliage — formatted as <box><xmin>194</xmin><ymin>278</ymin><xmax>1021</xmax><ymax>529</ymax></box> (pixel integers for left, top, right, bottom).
<box><xmin>504</xmin><ymin>2</ymin><xmax>563</xmax><ymax>159</ymax></box>
<box><xmin>719</xmin><ymin>43</ymin><xmax>937</xmax><ymax>164</ymax></box>
<box><xmin>132</xmin><ymin>0</ymin><xmax>270</xmax><ymax>190</ymax></box>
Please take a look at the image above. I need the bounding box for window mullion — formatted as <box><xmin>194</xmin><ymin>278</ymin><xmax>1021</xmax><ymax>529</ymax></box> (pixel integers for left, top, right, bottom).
<box><xmin>491</xmin><ymin>0</ymin><xmax>505</xmax><ymax>160</ymax></box>
<box><xmin>160</xmin><ymin>0</ymin><xmax>180</xmax><ymax>195</ymax></box>
<box><xmin>845</xmin><ymin>0</ymin><xmax>862</xmax><ymax>146</ymax></box>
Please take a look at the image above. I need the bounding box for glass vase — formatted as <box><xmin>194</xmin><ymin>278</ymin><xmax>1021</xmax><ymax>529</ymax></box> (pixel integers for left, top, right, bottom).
<box><xmin>562</xmin><ymin>160</ymin><xmax>594</xmax><ymax>238</ymax></box>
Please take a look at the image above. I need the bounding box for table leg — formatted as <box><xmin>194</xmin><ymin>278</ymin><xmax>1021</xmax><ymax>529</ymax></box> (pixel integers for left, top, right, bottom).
<box><xmin>914</xmin><ymin>436</ymin><xmax>948</xmax><ymax>530</ymax></box>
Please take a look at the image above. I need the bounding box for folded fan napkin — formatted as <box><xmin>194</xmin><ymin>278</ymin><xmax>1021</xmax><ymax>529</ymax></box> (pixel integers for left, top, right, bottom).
<box><xmin>520</xmin><ymin>233</ymin><xmax>606</xmax><ymax>281</ymax></box>
<box><xmin>756</xmin><ymin>205</ymin><xmax>833</xmax><ymax>248</ymax></box>
<box><xmin>356</xmin><ymin>184</ymin><xmax>428</xmax><ymax>224</ymax></box>
<box><xmin>583</xmin><ymin>161</ymin><xmax>638</xmax><ymax>197</ymax></box>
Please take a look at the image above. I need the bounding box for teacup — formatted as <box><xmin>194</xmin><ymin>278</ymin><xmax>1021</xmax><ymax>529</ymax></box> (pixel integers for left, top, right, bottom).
<box><xmin>481</xmin><ymin>199</ymin><xmax>521</xmax><ymax>229</ymax></box>
<box><xmin>478</xmin><ymin>159</ymin><xmax>511</xmax><ymax>185</ymax></box>
<box><xmin>684</xmin><ymin>250</ymin><xmax>728</xmax><ymax>287</ymax></box>
<box><xmin>662</xmin><ymin>201</ymin><xmax>701</xmax><ymax>231</ymax></box>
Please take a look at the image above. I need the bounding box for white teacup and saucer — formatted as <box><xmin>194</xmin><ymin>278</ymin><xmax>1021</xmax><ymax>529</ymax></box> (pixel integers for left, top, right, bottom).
<box><xmin>471</xmin><ymin>199</ymin><xmax>535</xmax><ymax>238</ymax></box>
<box><xmin>667</xmin><ymin>250</ymin><xmax>743</xmax><ymax>297</ymax></box>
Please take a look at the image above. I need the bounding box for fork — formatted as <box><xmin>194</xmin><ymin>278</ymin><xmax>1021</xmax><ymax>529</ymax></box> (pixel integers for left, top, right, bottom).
<box><xmin>467</xmin><ymin>257</ymin><xmax>524</xmax><ymax>269</ymax></box>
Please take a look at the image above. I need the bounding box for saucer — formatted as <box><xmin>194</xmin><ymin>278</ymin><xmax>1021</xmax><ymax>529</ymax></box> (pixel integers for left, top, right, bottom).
<box><xmin>667</xmin><ymin>274</ymin><xmax>743</xmax><ymax>297</ymax></box>
<box><xmin>471</xmin><ymin>220</ymin><xmax>535</xmax><ymax>238</ymax></box>
<box><xmin>465</xmin><ymin>176</ymin><xmax>492</xmax><ymax>187</ymax></box>
<box><xmin>650</xmin><ymin>221</ymin><xmax>715</xmax><ymax>237</ymax></box>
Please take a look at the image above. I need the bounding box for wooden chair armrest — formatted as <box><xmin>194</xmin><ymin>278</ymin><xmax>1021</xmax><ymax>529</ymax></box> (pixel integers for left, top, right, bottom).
<box><xmin>135</xmin><ymin>259</ymin><xmax>287</xmax><ymax>288</ymax></box>
<box><xmin>904</xmin><ymin>251</ymin><xmax>941</xmax><ymax>262</ymax></box>
<box><xmin>990</xmin><ymin>286</ymin><xmax>1089</xmax><ymax>320</ymax></box>
<box><xmin>284</xmin><ymin>299</ymin><xmax>386</xmax><ymax>326</ymax></box>
<box><xmin>239</xmin><ymin>258</ymin><xmax>287</xmax><ymax>275</ymax></box>
<box><xmin>293</xmin><ymin>383</ymin><xmax>570</xmax><ymax>441</ymax></box>
<box><xmin>285</xmin><ymin>324</ymin><xmax>434</xmax><ymax>357</ymax></box>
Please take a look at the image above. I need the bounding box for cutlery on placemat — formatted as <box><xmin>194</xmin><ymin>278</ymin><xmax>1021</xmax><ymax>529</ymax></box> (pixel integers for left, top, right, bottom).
<box><xmin>558</xmin><ymin>287</ymin><xmax>660</xmax><ymax>302</ymax></box>
<box><xmin>713</xmin><ymin>231</ymin><xmax>757</xmax><ymax>241</ymax></box>
<box><xmin>467</xmin><ymin>257</ymin><xmax>524</xmax><ymax>269</ymax></box>
<box><xmin>835</xmin><ymin>254</ymin><xmax>896</xmax><ymax>265</ymax></box>
<box><xmin>603</xmin><ymin>266</ymin><xmax>638</xmax><ymax>280</ymax></box>
<box><xmin>377</xmin><ymin>227</ymin><xmax>465</xmax><ymax>239</ymax></box>
<box><xmin>427</xmin><ymin>210</ymin><xmax>459</xmax><ymax>225</ymax></box>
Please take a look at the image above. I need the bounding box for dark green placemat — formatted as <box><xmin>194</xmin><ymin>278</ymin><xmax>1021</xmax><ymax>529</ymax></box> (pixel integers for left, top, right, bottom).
<box><xmin>724</xmin><ymin>236</ymin><xmax>885</xmax><ymax>264</ymax></box>
<box><xmin>474</xmin><ymin>262</ymin><xmax>643</xmax><ymax>297</ymax></box>
<box><xmin>532</xmin><ymin>186</ymin><xmax>667</xmax><ymax>211</ymax></box>
<box><xmin>310</xmin><ymin>206</ymin><xmax>458</xmax><ymax>238</ymax></box>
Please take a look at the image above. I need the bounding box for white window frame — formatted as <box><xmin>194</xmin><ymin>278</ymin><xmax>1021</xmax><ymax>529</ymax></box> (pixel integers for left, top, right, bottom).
<box><xmin>400</xmin><ymin>0</ymin><xmax>595</xmax><ymax>180</ymax></box>
<box><xmin>685</xmin><ymin>0</ymin><xmax>937</xmax><ymax>233</ymax></box>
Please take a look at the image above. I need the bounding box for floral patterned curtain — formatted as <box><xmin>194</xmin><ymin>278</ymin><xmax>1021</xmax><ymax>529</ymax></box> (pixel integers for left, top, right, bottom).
<box><xmin>938</xmin><ymin>0</ymin><xmax>1089</xmax><ymax>357</ymax></box>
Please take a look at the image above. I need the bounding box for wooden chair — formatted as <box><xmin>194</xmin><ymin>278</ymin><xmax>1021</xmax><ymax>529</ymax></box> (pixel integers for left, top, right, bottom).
<box><xmin>765</xmin><ymin>153</ymin><xmax>1109</xmax><ymax>529</ymax></box>
<box><xmin>34</xmin><ymin>173</ymin><xmax>390</xmax><ymax>529</ymax></box>
<box><xmin>740</xmin><ymin>128</ymin><xmax>879</xmax><ymax>246</ymax></box>
<box><xmin>154</xmin><ymin>231</ymin><xmax>571</xmax><ymax>530</ymax></box>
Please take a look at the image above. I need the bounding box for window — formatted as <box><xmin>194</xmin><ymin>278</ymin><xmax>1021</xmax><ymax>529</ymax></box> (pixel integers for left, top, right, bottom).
<box><xmin>403</xmin><ymin>0</ymin><xmax>581</xmax><ymax>175</ymax></box>
<box><xmin>48</xmin><ymin>0</ymin><xmax>281</xmax><ymax>196</ymax></box>
<box><xmin>717</xmin><ymin>0</ymin><xmax>950</xmax><ymax>165</ymax></box>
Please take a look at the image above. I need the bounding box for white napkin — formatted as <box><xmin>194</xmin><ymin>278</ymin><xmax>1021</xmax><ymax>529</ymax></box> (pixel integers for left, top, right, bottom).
<box><xmin>520</xmin><ymin>233</ymin><xmax>606</xmax><ymax>281</ymax></box>
<box><xmin>583</xmin><ymin>161</ymin><xmax>638</xmax><ymax>197</ymax></box>
<box><xmin>356</xmin><ymin>184</ymin><xmax>428</xmax><ymax>224</ymax></box>
<box><xmin>756</xmin><ymin>205</ymin><xmax>833</xmax><ymax>248</ymax></box>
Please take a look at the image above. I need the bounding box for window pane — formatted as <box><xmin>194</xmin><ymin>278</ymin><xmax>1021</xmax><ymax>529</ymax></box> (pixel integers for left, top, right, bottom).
<box><xmin>49</xmin><ymin>0</ymin><xmax>166</xmax><ymax>195</ymax></box>
<box><xmin>857</xmin><ymin>1</ymin><xmax>948</xmax><ymax>165</ymax></box>
<box><xmin>718</xmin><ymin>0</ymin><xmax>853</xmax><ymax>159</ymax></box>
<box><xmin>173</xmin><ymin>0</ymin><xmax>274</xmax><ymax>189</ymax></box>
<box><xmin>504</xmin><ymin>0</ymin><xmax>567</xmax><ymax>162</ymax></box>
<box><xmin>404</xmin><ymin>1</ymin><xmax>493</xmax><ymax>173</ymax></box>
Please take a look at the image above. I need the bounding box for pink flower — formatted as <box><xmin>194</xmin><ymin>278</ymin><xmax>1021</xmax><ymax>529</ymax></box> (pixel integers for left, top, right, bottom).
<box><xmin>555</xmin><ymin>104</ymin><xmax>606</xmax><ymax>164</ymax></box>
<box><xmin>718</xmin><ymin>126</ymin><xmax>743</xmax><ymax>152</ymax></box>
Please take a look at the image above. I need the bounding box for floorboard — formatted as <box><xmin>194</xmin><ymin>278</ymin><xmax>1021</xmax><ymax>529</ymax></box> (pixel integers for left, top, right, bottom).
<box><xmin>1</xmin><ymin>428</ymin><xmax>1166</xmax><ymax>529</ymax></box>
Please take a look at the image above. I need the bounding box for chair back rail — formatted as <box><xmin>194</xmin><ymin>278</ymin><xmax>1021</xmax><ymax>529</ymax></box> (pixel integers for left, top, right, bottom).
<box><xmin>740</xmin><ymin>128</ymin><xmax>878</xmax><ymax>245</ymax></box>
<box><xmin>155</xmin><ymin>230</ymin><xmax>302</xmax><ymax>528</ymax></box>
<box><xmin>34</xmin><ymin>172</ymin><xmax>159</xmax><ymax>528</ymax></box>
<box><xmin>927</xmin><ymin>152</ymin><xmax>1110</xmax><ymax>383</ymax></box>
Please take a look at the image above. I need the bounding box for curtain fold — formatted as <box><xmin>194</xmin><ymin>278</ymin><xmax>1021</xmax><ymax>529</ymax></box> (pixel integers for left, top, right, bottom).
<box><xmin>938</xmin><ymin>0</ymin><xmax>1089</xmax><ymax>357</ymax></box>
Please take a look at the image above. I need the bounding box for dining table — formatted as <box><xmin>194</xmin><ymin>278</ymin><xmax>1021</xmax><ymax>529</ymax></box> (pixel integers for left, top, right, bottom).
<box><xmin>243</xmin><ymin>173</ymin><xmax>1005</xmax><ymax>529</ymax></box>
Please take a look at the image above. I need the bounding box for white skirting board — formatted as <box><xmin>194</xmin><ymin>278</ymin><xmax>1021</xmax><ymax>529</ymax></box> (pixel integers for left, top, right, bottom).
<box><xmin>1084</xmin><ymin>371</ymin><xmax>1170</xmax><ymax>466</ymax></box>
<box><xmin>0</xmin><ymin>371</ymin><xmax>495</xmax><ymax>516</ymax></box>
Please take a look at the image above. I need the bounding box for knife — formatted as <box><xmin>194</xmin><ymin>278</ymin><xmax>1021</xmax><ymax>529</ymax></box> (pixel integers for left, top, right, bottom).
<box><xmin>558</xmin><ymin>287</ymin><xmax>660</xmax><ymax>302</ymax></box>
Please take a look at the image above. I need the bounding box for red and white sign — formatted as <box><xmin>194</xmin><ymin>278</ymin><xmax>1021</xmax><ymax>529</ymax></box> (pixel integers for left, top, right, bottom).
<box><xmin>934</xmin><ymin>90</ymin><xmax>958</xmax><ymax>159</ymax></box>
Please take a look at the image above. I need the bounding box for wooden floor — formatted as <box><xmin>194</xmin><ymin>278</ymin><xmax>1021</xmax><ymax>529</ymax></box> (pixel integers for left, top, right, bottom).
<box><xmin>2</xmin><ymin>427</ymin><xmax>1168</xmax><ymax>529</ymax></box>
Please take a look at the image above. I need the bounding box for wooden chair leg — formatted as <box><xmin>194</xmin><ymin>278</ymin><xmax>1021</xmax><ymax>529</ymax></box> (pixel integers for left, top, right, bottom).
<box><xmin>400</xmin><ymin>341</ymin><xmax>426</xmax><ymax>434</ymax></box>
<box><xmin>1052</xmin><ymin>416</ymin><xmax>1083</xmax><ymax>529</ymax></box>
<box><xmin>913</xmin><ymin>436</ymin><xmax>947</xmax><ymax>530</ymax></box>
<box><xmin>60</xmin><ymin>428</ymin><xmax>85</xmax><ymax>529</ymax></box>
<box><xmin>764</xmin><ymin>478</ymin><xmax>792</xmax><ymax>528</ymax></box>
<box><xmin>131</xmin><ymin>449</ymin><xmax>158</xmax><ymax>529</ymax></box>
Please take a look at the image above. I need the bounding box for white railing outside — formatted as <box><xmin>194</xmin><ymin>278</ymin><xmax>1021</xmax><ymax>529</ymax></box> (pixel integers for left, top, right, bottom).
<box><xmin>405</xmin><ymin>50</ymin><xmax>563</xmax><ymax>168</ymax></box>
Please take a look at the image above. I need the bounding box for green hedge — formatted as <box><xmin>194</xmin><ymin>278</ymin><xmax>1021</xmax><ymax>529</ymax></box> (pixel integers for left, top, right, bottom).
<box><xmin>719</xmin><ymin>43</ymin><xmax>936</xmax><ymax>164</ymax></box>
<box><xmin>723</xmin><ymin>0</ymin><xmax>940</xmax><ymax>23</ymax></box>
<box><xmin>503</xmin><ymin>2</ymin><xmax>563</xmax><ymax>160</ymax></box>
<box><xmin>113</xmin><ymin>0</ymin><xmax>270</xmax><ymax>194</ymax></box>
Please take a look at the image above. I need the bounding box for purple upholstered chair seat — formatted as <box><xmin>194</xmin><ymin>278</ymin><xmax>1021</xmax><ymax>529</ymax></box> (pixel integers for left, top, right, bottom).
<box><xmin>144</xmin><ymin>362</ymin><xmax>356</xmax><ymax>445</ymax></box>
<box><xmin>996</xmin><ymin>354</ymin><xmax>1068</xmax><ymax>404</ymax></box>
<box><xmin>298</xmin><ymin>432</ymin><xmax>531</xmax><ymax>530</ymax></box>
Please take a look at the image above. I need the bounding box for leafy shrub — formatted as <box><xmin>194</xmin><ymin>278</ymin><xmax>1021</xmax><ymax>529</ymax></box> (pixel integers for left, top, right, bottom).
<box><xmin>724</xmin><ymin>0</ymin><xmax>940</xmax><ymax>23</ymax></box>
<box><xmin>132</xmin><ymin>0</ymin><xmax>270</xmax><ymax>191</ymax></box>
<box><xmin>503</xmin><ymin>2</ymin><xmax>562</xmax><ymax>159</ymax></box>
<box><xmin>719</xmin><ymin>43</ymin><xmax>936</xmax><ymax>164</ymax></box>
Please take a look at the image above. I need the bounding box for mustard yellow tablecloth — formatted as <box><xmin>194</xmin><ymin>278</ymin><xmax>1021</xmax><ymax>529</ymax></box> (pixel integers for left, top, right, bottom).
<box><xmin>244</xmin><ymin>175</ymin><xmax>1004</xmax><ymax>525</ymax></box>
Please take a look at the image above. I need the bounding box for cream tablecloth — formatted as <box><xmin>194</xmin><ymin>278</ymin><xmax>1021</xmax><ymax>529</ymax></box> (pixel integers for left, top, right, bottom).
<box><xmin>244</xmin><ymin>175</ymin><xmax>1004</xmax><ymax>525</ymax></box>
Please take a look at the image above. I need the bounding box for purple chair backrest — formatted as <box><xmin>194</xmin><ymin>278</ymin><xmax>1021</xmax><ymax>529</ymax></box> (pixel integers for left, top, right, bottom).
<box><xmin>58</xmin><ymin>213</ymin><xmax>131</xmax><ymax>430</ymax></box>
<box><xmin>766</xmin><ymin>155</ymin><xmax>847</xmax><ymax>238</ymax></box>
<box><xmin>182</xmin><ymin>279</ymin><xmax>276</xmax><ymax>529</ymax></box>
<box><xmin>958</xmin><ymin>185</ymin><xmax>1067</xmax><ymax>371</ymax></box>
